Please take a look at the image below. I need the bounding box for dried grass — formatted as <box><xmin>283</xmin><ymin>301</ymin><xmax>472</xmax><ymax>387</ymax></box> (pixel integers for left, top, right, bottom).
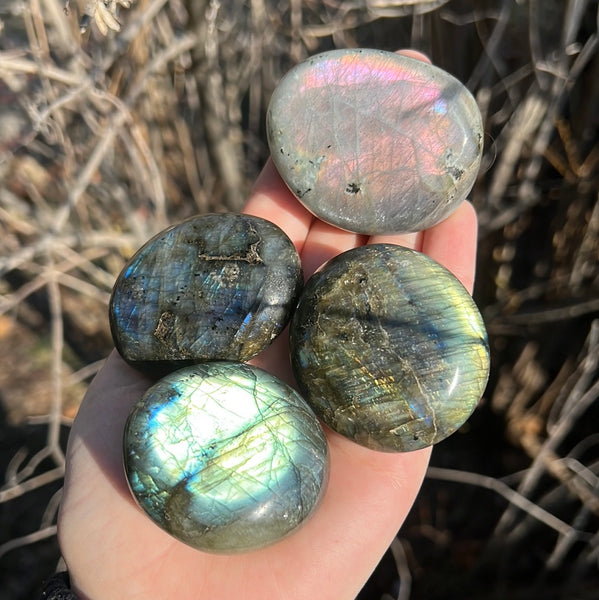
<box><xmin>0</xmin><ymin>1</ymin><xmax>598</xmax><ymax>598</ymax></box>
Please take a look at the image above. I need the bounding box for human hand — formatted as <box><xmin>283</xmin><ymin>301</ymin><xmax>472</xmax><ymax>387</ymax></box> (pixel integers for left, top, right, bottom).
<box><xmin>57</xmin><ymin>50</ymin><xmax>479</xmax><ymax>600</ymax></box>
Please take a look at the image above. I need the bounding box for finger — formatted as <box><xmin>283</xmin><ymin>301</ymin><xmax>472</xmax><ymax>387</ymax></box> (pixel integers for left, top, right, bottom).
<box><xmin>244</xmin><ymin>160</ymin><xmax>368</xmax><ymax>278</ymax></box>
<box><xmin>367</xmin><ymin>202</ymin><xmax>478</xmax><ymax>293</ymax></box>
<box><xmin>242</xmin><ymin>159</ymin><xmax>315</xmax><ymax>254</ymax></box>
<box><xmin>367</xmin><ymin>230</ymin><xmax>424</xmax><ymax>252</ymax></box>
<box><xmin>300</xmin><ymin>221</ymin><xmax>367</xmax><ymax>279</ymax></box>
<box><xmin>397</xmin><ymin>49</ymin><xmax>432</xmax><ymax>63</ymax></box>
<box><xmin>421</xmin><ymin>200</ymin><xmax>478</xmax><ymax>294</ymax></box>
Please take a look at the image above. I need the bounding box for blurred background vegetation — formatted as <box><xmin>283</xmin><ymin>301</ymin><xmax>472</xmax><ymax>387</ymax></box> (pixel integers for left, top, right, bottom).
<box><xmin>0</xmin><ymin>0</ymin><xmax>598</xmax><ymax>598</ymax></box>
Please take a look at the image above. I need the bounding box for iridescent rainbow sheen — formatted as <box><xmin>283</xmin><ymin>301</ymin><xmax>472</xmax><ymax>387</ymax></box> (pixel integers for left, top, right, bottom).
<box><xmin>268</xmin><ymin>49</ymin><xmax>483</xmax><ymax>234</ymax></box>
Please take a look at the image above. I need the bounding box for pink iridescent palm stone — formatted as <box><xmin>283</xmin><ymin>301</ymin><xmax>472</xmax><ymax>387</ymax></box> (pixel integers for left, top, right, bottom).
<box><xmin>267</xmin><ymin>49</ymin><xmax>483</xmax><ymax>234</ymax></box>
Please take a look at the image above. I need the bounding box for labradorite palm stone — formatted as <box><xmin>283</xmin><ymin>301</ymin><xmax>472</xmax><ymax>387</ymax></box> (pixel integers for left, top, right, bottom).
<box><xmin>267</xmin><ymin>49</ymin><xmax>483</xmax><ymax>234</ymax></box>
<box><xmin>110</xmin><ymin>214</ymin><xmax>302</xmax><ymax>373</ymax></box>
<box><xmin>290</xmin><ymin>244</ymin><xmax>490</xmax><ymax>452</ymax></box>
<box><xmin>124</xmin><ymin>362</ymin><xmax>328</xmax><ymax>553</ymax></box>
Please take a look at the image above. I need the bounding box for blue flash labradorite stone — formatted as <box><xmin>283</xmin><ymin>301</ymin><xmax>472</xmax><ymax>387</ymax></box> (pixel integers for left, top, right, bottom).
<box><xmin>267</xmin><ymin>49</ymin><xmax>483</xmax><ymax>234</ymax></box>
<box><xmin>289</xmin><ymin>244</ymin><xmax>490</xmax><ymax>452</ymax></box>
<box><xmin>109</xmin><ymin>214</ymin><xmax>302</xmax><ymax>374</ymax></box>
<box><xmin>123</xmin><ymin>362</ymin><xmax>328</xmax><ymax>553</ymax></box>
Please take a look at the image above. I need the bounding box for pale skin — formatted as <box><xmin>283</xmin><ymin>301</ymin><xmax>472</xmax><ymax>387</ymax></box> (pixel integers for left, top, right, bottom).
<box><xmin>58</xmin><ymin>50</ymin><xmax>479</xmax><ymax>600</ymax></box>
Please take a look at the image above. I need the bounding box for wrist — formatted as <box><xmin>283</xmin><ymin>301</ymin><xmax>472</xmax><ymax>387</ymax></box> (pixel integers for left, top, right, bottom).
<box><xmin>41</xmin><ymin>572</ymin><xmax>79</xmax><ymax>599</ymax></box>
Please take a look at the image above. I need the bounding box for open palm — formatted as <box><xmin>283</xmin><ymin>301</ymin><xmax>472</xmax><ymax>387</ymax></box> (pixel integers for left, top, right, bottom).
<box><xmin>58</xmin><ymin>51</ymin><xmax>479</xmax><ymax>600</ymax></box>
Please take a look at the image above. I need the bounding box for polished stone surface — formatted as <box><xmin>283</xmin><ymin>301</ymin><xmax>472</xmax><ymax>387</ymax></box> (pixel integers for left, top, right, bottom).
<box><xmin>110</xmin><ymin>214</ymin><xmax>302</xmax><ymax>373</ymax></box>
<box><xmin>290</xmin><ymin>244</ymin><xmax>490</xmax><ymax>452</ymax></box>
<box><xmin>124</xmin><ymin>362</ymin><xmax>328</xmax><ymax>553</ymax></box>
<box><xmin>267</xmin><ymin>49</ymin><xmax>483</xmax><ymax>234</ymax></box>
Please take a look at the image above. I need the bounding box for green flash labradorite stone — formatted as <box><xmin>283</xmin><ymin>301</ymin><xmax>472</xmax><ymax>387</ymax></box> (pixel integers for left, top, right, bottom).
<box><xmin>109</xmin><ymin>214</ymin><xmax>302</xmax><ymax>374</ymax></box>
<box><xmin>267</xmin><ymin>49</ymin><xmax>483</xmax><ymax>234</ymax></box>
<box><xmin>289</xmin><ymin>244</ymin><xmax>490</xmax><ymax>452</ymax></box>
<box><xmin>123</xmin><ymin>362</ymin><xmax>328</xmax><ymax>553</ymax></box>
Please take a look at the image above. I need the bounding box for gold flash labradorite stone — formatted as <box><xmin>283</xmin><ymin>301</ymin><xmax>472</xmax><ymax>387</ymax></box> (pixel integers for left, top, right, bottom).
<box><xmin>267</xmin><ymin>49</ymin><xmax>483</xmax><ymax>234</ymax></box>
<box><xmin>289</xmin><ymin>244</ymin><xmax>490</xmax><ymax>452</ymax></box>
<box><xmin>123</xmin><ymin>362</ymin><xmax>329</xmax><ymax>553</ymax></box>
<box><xmin>109</xmin><ymin>214</ymin><xmax>302</xmax><ymax>374</ymax></box>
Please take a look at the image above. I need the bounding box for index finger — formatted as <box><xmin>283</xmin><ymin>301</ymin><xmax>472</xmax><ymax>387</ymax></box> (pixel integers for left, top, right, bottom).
<box><xmin>242</xmin><ymin>160</ymin><xmax>314</xmax><ymax>255</ymax></box>
<box><xmin>369</xmin><ymin>201</ymin><xmax>479</xmax><ymax>294</ymax></box>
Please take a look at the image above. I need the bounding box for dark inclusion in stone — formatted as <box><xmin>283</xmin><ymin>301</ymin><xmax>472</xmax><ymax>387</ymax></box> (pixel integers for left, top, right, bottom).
<box><xmin>123</xmin><ymin>362</ymin><xmax>329</xmax><ymax>553</ymax></box>
<box><xmin>289</xmin><ymin>244</ymin><xmax>490</xmax><ymax>452</ymax></box>
<box><xmin>110</xmin><ymin>214</ymin><xmax>302</xmax><ymax>374</ymax></box>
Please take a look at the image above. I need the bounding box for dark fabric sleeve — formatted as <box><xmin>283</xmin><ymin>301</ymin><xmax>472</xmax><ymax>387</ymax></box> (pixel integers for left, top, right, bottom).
<box><xmin>41</xmin><ymin>572</ymin><xmax>79</xmax><ymax>600</ymax></box>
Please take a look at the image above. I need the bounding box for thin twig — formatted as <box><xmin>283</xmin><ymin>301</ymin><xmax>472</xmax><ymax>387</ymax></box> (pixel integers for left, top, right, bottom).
<box><xmin>390</xmin><ymin>537</ymin><xmax>412</xmax><ymax>600</ymax></box>
<box><xmin>0</xmin><ymin>526</ymin><xmax>58</xmax><ymax>558</ymax></box>
<box><xmin>45</xmin><ymin>252</ymin><xmax>66</xmax><ymax>469</ymax></box>
<box><xmin>426</xmin><ymin>466</ymin><xmax>584</xmax><ymax>539</ymax></box>
<box><xmin>0</xmin><ymin>468</ymin><xmax>65</xmax><ymax>503</ymax></box>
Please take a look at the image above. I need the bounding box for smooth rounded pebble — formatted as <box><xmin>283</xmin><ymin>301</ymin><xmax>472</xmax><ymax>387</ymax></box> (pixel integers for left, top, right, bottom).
<box><xmin>267</xmin><ymin>49</ymin><xmax>483</xmax><ymax>234</ymax></box>
<box><xmin>124</xmin><ymin>362</ymin><xmax>329</xmax><ymax>553</ymax></box>
<box><xmin>290</xmin><ymin>244</ymin><xmax>490</xmax><ymax>452</ymax></box>
<box><xmin>109</xmin><ymin>213</ymin><xmax>302</xmax><ymax>374</ymax></box>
